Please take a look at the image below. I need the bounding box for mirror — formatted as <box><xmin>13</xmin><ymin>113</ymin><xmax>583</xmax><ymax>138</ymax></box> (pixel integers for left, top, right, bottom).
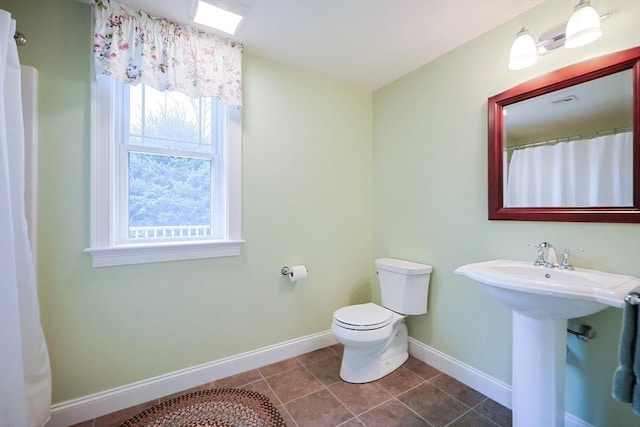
<box><xmin>488</xmin><ymin>46</ymin><xmax>640</xmax><ymax>222</ymax></box>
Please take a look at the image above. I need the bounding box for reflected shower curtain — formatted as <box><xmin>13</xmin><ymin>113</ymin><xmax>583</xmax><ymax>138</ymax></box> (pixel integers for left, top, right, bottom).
<box><xmin>0</xmin><ymin>10</ymin><xmax>51</xmax><ymax>427</ymax></box>
<box><xmin>505</xmin><ymin>132</ymin><xmax>633</xmax><ymax>207</ymax></box>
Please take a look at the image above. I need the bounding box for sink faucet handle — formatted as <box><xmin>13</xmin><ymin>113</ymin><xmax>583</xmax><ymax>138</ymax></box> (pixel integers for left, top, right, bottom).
<box><xmin>559</xmin><ymin>248</ymin><xmax>584</xmax><ymax>270</ymax></box>
<box><xmin>528</xmin><ymin>241</ymin><xmax>552</xmax><ymax>249</ymax></box>
<box><xmin>528</xmin><ymin>242</ymin><xmax>551</xmax><ymax>266</ymax></box>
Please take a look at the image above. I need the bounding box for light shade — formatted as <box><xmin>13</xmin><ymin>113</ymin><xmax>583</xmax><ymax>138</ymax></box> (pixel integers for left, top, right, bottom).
<box><xmin>509</xmin><ymin>28</ymin><xmax>538</xmax><ymax>70</ymax></box>
<box><xmin>193</xmin><ymin>1</ymin><xmax>243</xmax><ymax>35</ymax></box>
<box><xmin>565</xmin><ymin>0</ymin><xmax>602</xmax><ymax>48</ymax></box>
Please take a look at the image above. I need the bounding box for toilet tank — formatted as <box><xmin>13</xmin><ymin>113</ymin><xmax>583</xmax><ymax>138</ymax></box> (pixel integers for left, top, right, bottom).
<box><xmin>375</xmin><ymin>258</ymin><xmax>432</xmax><ymax>315</ymax></box>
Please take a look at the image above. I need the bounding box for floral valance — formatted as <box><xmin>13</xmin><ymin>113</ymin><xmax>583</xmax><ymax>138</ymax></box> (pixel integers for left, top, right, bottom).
<box><xmin>92</xmin><ymin>0</ymin><xmax>243</xmax><ymax>106</ymax></box>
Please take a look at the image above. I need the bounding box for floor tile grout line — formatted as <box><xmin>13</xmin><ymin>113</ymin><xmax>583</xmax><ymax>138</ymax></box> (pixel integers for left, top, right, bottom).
<box><xmin>394</xmin><ymin>374</ymin><xmax>490</xmax><ymax>426</ymax></box>
<box><xmin>335</xmin><ymin>416</ymin><xmax>361</xmax><ymax>427</ymax></box>
<box><xmin>352</xmin><ymin>395</ymin><xmax>401</xmax><ymax>420</ymax></box>
<box><xmin>404</xmin><ymin>357</ymin><xmax>442</xmax><ymax>380</ymax></box>
<box><xmin>77</xmin><ymin>346</ymin><xmax>510</xmax><ymax>427</ymax></box>
<box><xmin>254</xmin><ymin>372</ymin><xmax>297</xmax><ymax>424</ymax></box>
<box><xmin>427</xmin><ymin>372</ymin><xmax>445</xmax><ymax>382</ymax></box>
<box><xmin>299</xmin><ymin>356</ymin><xmax>338</xmax><ymax>385</ymax></box>
<box><xmin>444</xmin><ymin>406</ymin><xmax>502</xmax><ymax>427</ymax></box>
<box><xmin>258</xmin><ymin>362</ymin><xmax>461</xmax><ymax>427</ymax></box>
<box><xmin>253</xmin><ymin>358</ymin><xmax>315</xmax><ymax>421</ymax></box>
<box><xmin>323</xmin><ymin>379</ymin><xmax>368</xmax><ymax>421</ymax></box>
<box><xmin>425</xmin><ymin>373</ymin><xmax>489</xmax><ymax>412</ymax></box>
<box><xmin>427</xmin><ymin>371</ymin><xmax>501</xmax><ymax>412</ymax></box>
<box><xmin>258</xmin><ymin>359</ymin><xmax>304</xmax><ymax>380</ymax></box>
<box><xmin>216</xmin><ymin>371</ymin><xmax>283</xmax><ymax>425</ymax></box>
<box><xmin>297</xmin><ymin>352</ymin><xmax>380</xmax><ymax>424</ymax></box>
<box><xmin>395</xmin><ymin>396</ymin><xmax>438</xmax><ymax>427</ymax></box>
<box><xmin>395</xmin><ymin>377</ymin><xmax>429</xmax><ymax>398</ymax></box>
<box><xmin>229</xmin><ymin>357</ymin><xmax>439</xmax><ymax>427</ymax></box>
<box><xmin>444</xmin><ymin>407</ymin><xmax>474</xmax><ymax>427</ymax></box>
<box><xmin>298</xmin><ymin>348</ymin><xmax>423</xmax><ymax>426</ymax></box>
<box><xmin>274</xmin><ymin>380</ymin><xmax>328</xmax><ymax>407</ymax></box>
<box><xmin>296</xmin><ymin>346</ymin><xmax>436</xmax><ymax>425</ymax></box>
<box><xmin>260</xmin><ymin>357</ymin><xmax>325</xmax><ymax>410</ymax></box>
<box><xmin>471</xmin><ymin>396</ymin><xmax>490</xmax><ymax>410</ymax></box>
<box><xmin>295</xmin><ymin>347</ymin><xmax>338</xmax><ymax>366</ymax></box>
<box><xmin>472</xmin><ymin>397</ymin><xmax>510</xmax><ymax>427</ymax></box>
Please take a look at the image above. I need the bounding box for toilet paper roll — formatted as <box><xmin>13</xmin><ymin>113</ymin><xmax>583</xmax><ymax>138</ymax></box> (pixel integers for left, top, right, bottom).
<box><xmin>288</xmin><ymin>265</ymin><xmax>308</xmax><ymax>282</ymax></box>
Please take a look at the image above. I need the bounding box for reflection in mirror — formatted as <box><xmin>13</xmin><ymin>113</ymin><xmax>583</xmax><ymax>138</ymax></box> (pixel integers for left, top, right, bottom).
<box><xmin>488</xmin><ymin>46</ymin><xmax>640</xmax><ymax>223</ymax></box>
<box><xmin>503</xmin><ymin>70</ymin><xmax>633</xmax><ymax>208</ymax></box>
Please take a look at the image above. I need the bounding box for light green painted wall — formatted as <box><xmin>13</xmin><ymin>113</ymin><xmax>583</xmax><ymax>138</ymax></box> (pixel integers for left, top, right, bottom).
<box><xmin>372</xmin><ymin>1</ymin><xmax>640</xmax><ymax>425</ymax></box>
<box><xmin>6</xmin><ymin>0</ymin><xmax>640</xmax><ymax>424</ymax></box>
<box><xmin>2</xmin><ymin>0</ymin><xmax>372</xmax><ymax>403</ymax></box>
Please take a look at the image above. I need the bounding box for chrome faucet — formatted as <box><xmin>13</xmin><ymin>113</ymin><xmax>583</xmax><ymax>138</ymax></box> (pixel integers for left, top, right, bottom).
<box><xmin>530</xmin><ymin>242</ymin><xmax>583</xmax><ymax>269</ymax></box>
<box><xmin>529</xmin><ymin>241</ymin><xmax>558</xmax><ymax>268</ymax></box>
<box><xmin>558</xmin><ymin>248</ymin><xmax>584</xmax><ymax>270</ymax></box>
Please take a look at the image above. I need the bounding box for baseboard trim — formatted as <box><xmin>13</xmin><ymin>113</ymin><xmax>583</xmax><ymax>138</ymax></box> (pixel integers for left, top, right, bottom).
<box><xmin>47</xmin><ymin>331</ymin><xmax>337</xmax><ymax>427</ymax></box>
<box><xmin>47</xmin><ymin>331</ymin><xmax>593</xmax><ymax>427</ymax></box>
<box><xmin>407</xmin><ymin>337</ymin><xmax>512</xmax><ymax>408</ymax></box>
<box><xmin>407</xmin><ymin>337</ymin><xmax>593</xmax><ymax>427</ymax></box>
<box><xmin>566</xmin><ymin>412</ymin><xmax>596</xmax><ymax>427</ymax></box>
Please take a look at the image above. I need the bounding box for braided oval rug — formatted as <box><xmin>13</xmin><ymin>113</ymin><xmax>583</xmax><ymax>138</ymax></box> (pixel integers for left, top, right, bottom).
<box><xmin>119</xmin><ymin>388</ymin><xmax>287</xmax><ymax>427</ymax></box>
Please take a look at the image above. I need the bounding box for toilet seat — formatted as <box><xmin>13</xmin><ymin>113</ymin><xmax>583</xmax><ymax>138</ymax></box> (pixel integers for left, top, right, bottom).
<box><xmin>333</xmin><ymin>303</ymin><xmax>393</xmax><ymax>331</ymax></box>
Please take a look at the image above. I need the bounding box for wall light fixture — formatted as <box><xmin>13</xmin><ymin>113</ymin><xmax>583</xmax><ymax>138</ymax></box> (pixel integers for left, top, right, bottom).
<box><xmin>565</xmin><ymin>0</ymin><xmax>603</xmax><ymax>48</ymax></box>
<box><xmin>508</xmin><ymin>0</ymin><xmax>607</xmax><ymax>70</ymax></box>
<box><xmin>508</xmin><ymin>28</ymin><xmax>538</xmax><ymax>70</ymax></box>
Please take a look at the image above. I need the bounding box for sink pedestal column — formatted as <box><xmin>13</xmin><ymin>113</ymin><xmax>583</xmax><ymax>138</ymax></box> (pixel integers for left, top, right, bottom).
<box><xmin>512</xmin><ymin>312</ymin><xmax>566</xmax><ymax>427</ymax></box>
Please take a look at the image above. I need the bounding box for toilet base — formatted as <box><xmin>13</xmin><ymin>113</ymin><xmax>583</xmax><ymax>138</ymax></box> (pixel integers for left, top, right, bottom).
<box><xmin>339</xmin><ymin>320</ymin><xmax>408</xmax><ymax>383</ymax></box>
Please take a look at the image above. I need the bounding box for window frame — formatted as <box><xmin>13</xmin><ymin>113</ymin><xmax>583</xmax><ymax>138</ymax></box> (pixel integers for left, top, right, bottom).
<box><xmin>86</xmin><ymin>76</ymin><xmax>243</xmax><ymax>267</ymax></box>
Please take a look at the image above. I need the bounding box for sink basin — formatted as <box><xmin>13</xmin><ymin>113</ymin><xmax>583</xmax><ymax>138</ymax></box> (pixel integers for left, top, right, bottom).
<box><xmin>455</xmin><ymin>259</ymin><xmax>640</xmax><ymax>319</ymax></box>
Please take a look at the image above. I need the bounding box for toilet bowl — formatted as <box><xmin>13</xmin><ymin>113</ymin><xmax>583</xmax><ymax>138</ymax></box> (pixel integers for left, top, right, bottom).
<box><xmin>332</xmin><ymin>302</ymin><xmax>409</xmax><ymax>383</ymax></box>
<box><xmin>332</xmin><ymin>258</ymin><xmax>432</xmax><ymax>383</ymax></box>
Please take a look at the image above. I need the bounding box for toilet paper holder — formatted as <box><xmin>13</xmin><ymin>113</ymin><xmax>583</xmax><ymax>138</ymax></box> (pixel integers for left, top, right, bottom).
<box><xmin>281</xmin><ymin>266</ymin><xmax>308</xmax><ymax>276</ymax></box>
<box><xmin>281</xmin><ymin>265</ymin><xmax>308</xmax><ymax>282</ymax></box>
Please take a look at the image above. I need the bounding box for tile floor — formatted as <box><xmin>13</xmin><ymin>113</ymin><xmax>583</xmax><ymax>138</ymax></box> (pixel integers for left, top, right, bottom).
<box><xmin>72</xmin><ymin>344</ymin><xmax>512</xmax><ymax>427</ymax></box>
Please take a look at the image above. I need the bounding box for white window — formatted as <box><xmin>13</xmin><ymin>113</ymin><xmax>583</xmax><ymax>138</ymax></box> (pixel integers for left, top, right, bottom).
<box><xmin>86</xmin><ymin>77</ymin><xmax>243</xmax><ymax>267</ymax></box>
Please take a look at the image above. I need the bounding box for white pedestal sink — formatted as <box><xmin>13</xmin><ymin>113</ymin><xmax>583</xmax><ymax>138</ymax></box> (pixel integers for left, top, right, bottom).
<box><xmin>455</xmin><ymin>259</ymin><xmax>640</xmax><ymax>427</ymax></box>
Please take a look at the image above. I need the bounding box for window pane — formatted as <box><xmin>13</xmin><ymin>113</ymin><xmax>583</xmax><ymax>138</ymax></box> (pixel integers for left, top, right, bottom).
<box><xmin>128</xmin><ymin>151</ymin><xmax>213</xmax><ymax>239</ymax></box>
<box><xmin>129</xmin><ymin>85</ymin><xmax>214</xmax><ymax>154</ymax></box>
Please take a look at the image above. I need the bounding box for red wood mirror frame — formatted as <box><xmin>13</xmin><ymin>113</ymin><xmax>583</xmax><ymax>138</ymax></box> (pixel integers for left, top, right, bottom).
<box><xmin>488</xmin><ymin>46</ymin><xmax>640</xmax><ymax>223</ymax></box>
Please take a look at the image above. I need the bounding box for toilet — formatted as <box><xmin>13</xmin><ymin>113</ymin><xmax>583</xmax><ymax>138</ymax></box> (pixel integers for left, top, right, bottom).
<box><xmin>331</xmin><ymin>257</ymin><xmax>432</xmax><ymax>383</ymax></box>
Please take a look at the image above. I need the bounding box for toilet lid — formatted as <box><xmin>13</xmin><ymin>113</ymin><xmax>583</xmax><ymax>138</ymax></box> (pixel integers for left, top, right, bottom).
<box><xmin>333</xmin><ymin>303</ymin><xmax>393</xmax><ymax>330</ymax></box>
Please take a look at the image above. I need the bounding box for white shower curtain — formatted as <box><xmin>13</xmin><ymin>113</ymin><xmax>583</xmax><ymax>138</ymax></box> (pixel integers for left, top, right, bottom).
<box><xmin>505</xmin><ymin>132</ymin><xmax>633</xmax><ymax>207</ymax></box>
<box><xmin>0</xmin><ymin>10</ymin><xmax>51</xmax><ymax>427</ymax></box>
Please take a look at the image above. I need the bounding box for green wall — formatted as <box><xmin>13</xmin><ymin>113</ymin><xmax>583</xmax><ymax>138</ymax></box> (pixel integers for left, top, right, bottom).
<box><xmin>2</xmin><ymin>0</ymin><xmax>372</xmax><ymax>403</ymax></box>
<box><xmin>372</xmin><ymin>1</ymin><xmax>640</xmax><ymax>425</ymax></box>
<box><xmin>5</xmin><ymin>0</ymin><xmax>640</xmax><ymax>425</ymax></box>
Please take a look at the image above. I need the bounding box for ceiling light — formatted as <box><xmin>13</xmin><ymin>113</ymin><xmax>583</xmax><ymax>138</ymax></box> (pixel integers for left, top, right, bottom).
<box><xmin>192</xmin><ymin>1</ymin><xmax>243</xmax><ymax>35</ymax></box>
<box><xmin>508</xmin><ymin>28</ymin><xmax>538</xmax><ymax>70</ymax></box>
<box><xmin>565</xmin><ymin>0</ymin><xmax>603</xmax><ymax>48</ymax></box>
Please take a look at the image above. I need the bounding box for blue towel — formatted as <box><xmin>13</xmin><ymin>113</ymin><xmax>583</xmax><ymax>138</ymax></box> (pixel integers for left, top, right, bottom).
<box><xmin>634</xmin><ymin>298</ymin><xmax>640</xmax><ymax>415</ymax></box>
<box><xmin>612</xmin><ymin>296</ymin><xmax>638</xmax><ymax>407</ymax></box>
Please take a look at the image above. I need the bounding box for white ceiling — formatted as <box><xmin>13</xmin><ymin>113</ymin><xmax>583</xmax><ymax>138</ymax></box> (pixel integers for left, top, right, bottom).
<box><xmin>120</xmin><ymin>0</ymin><xmax>545</xmax><ymax>91</ymax></box>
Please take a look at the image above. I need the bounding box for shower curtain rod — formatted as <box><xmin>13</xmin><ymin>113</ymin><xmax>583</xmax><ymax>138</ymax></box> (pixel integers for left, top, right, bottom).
<box><xmin>505</xmin><ymin>126</ymin><xmax>632</xmax><ymax>152</ymax></box>
<box><xmin>14</xmin><ymin>30</ymin><xmax>27</xmax><ymax>46</ymax></box>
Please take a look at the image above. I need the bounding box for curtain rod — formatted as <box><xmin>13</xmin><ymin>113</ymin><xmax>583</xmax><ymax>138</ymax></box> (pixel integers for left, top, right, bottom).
<box><xmin>505</xmin><ymin>126</ymin><xmax>632</xmax><ymax>152</ymax></box>
<box><xmin>14</xmin><ymin>31</ymin><xmax>27</xmax><ymax>46</ymax></box>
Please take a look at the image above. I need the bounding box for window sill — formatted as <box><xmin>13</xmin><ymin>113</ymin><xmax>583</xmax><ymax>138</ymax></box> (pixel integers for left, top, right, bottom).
<box><xmin>85</xmin><ymin>240</ymin><xmax>245</xmax><ymax>267</ymax></box>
